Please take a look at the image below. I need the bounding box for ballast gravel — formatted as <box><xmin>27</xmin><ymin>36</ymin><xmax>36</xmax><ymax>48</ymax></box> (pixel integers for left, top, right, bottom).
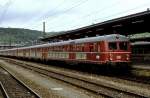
<box><xmin>0</xmin><ymin>60</ymin><xmax>104</xmax><ymax>98</ymax></box>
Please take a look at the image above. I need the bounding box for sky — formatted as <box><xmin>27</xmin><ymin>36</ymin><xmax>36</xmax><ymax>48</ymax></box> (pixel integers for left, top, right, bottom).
<box><xmin>0</xmin><ymin>0</ymin><xmax>150</xmax><ymax>32</ymax></box>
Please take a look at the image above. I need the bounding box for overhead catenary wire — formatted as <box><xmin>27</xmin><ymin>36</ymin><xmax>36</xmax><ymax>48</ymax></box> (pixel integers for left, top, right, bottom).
<box><xmin>93</xmin><ymin>1</ymin><xmax>150</xmax><ymax>23</ymax></box>
<box><xmin>25</xmin><ymin>0</ymin><xmax>150</xmax><ymax>32</ymax></box>
<box><xmin>23</xmin><ymin>0</ymin><xmax>67</xmax><ymax>28</ymax></box>
<box><xmin>42</xmin><ymin>0</ymin><xmax>90</xmax><ymax>22</ymax></box>
<box><xmin>25</xmin><ymin>0</ymin><xmax>89</xmax><ymax>30</ymax></box>
<box><xmin>47</xmin><ymin>0</ymin><xmax>122</xmax><ymax>31</ymax></box>
<box><xmin>50</xmin><ymin>1</ymin><xmax>150</xmax><ymax>32</ymax></box>
<box><xmin>29</xmin><ymin>0</ymin><xmax>67</xmax><ymax>23</ymax></box>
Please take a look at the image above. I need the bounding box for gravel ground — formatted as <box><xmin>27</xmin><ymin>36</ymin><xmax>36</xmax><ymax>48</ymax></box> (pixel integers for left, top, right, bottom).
<box><xmin>0</xmin><ymin>67</ymin><xmax>39</xmax><ymax>98</ymax></box>
<box><xmin>0</xmin><ymin>60</ymin><xmax>104</xmax><ymax>98</ymax></box>
<box><xmin>16</xmin><ymin>60</ymin><xmax>150</xmax><ymax>97</ymax></box>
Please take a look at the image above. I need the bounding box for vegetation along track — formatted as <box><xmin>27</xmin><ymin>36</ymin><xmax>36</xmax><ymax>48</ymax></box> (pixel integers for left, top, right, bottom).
<box><xmin>3</xmin><ymin>58</ymin><xmax>150</xmax><ymax>98</ymax></box>
<box><xmin>0</xmin><ymin>65</ymin><xmax>41</xmax><ymax>98</ymax></box>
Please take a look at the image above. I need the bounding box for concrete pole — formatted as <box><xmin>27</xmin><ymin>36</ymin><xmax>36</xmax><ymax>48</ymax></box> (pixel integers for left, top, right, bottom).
<box><xmin>43</xmin><ymin>22</ymin><xmax>46</xmax><ymax>38</ymax></box>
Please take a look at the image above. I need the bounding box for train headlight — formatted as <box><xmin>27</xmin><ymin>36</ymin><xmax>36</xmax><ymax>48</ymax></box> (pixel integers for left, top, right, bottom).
<box><xmin>110</xmin><ymin>57</ymin><xmax>113</xmax><ymax>61</ymax></box>
<box><xmin>126</xmin><ymin>54</ymin><xmax>129</xmax><ymax>60</ymax></box>
<box><xmin>96</xmin><ymin>55</ymin><xmax>100</xmax><ymax>59</ymax></box>
<box><xmin>109</xmin><ymin>54</ymin><xmax>113</xmax><ymax>61</ymax></box>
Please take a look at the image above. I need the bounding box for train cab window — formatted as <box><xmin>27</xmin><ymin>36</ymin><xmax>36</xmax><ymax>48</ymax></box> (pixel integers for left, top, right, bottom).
<box><xmin>109</xmin><ymin>42</ymin><xmax>117</xmax><ymax>50</ymax></box>
<box><xmin>119</xmin><ymin>42</ymin><xmax>128</xmax><ymax>50</ymax></box>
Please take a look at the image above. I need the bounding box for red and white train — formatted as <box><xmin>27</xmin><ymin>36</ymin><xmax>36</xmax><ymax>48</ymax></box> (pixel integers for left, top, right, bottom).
<box><xmin>0</xmin><ymin>34</ymin><xmax>131</xmax><ymax>67</ymax></box>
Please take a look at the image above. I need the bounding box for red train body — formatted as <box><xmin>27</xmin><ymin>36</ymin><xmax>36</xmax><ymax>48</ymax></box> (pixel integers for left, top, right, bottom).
<box><xmin>0</xmin><ymin>34</ymin><xmax>131</xmax><ymax>66</ymax></box>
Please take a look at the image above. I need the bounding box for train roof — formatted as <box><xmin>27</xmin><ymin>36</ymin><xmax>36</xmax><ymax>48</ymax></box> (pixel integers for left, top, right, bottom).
<box><xmin>0</xmin><ymin>34</ymin><xmax>128</xmax><ymax>51</ymax></box>
<box><xmin>75</xmin><ymin>34</ymin><xmax>128</xmax><ymax>44</ymax></box>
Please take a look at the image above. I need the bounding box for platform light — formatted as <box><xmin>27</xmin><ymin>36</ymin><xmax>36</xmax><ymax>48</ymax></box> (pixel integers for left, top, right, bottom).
<box><xmin>132</xmin><ymin>20</ymin><xmax>144</xmax><ymax>24</ymax></box>
<box><xmin>75</xmin><ymin>33</ymin><xmax>80</xmax><ymax>35</ymax></box>
<box><xmin>86</xmin><ymin>31</ymin><xmax>92</xmax><ymax>33</ymax></box>
<box><xmin>96</xmin><ymin>34</ymin><xmax>99</xmax><ymax>36</ymax></box>
<box><xmin>96</xmin><ymin>28</ymin><xmax>103</xmax><ymax>31</ymax></box>
<box><xmin>112</xmin><ymin>24</ymin><xmax>122</xmax><ymax>28</ymax></box>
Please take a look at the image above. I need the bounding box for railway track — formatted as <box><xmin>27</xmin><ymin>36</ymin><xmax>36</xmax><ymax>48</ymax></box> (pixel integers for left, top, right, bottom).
<box><xmin>116</xmin><ymin>65</ymin><xmax>150</xmax><ymax>85</ymax></box>
<box><xmin>133</xmin><ymin>65</ymin><xmax>150</xmax><ymax>70</ymax></box>
<box><xmin>116</xmin><ymin>73</ymin><xmax>150</xmax><ymax>85</ymax></box>
<box><xmin>0</xmin><ymin>65</ymin><xmax>41</xmax><ymax>98</ymax></box>
<box><xmin>0</xmin><ymin>82</ymin><xmax>9</xmax><ymax>98</ymax></box>
<box><xmin>2</xmin><ymin>58</ymin><xmax>150</xmax><ymax>98</ymax></box>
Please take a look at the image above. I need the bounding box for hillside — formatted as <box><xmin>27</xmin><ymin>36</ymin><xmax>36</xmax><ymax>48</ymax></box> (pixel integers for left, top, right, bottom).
<box><xmin>0</xmin><ymin>27</ymin><xmax>148</xmax><ymax>45</ymax></box>
<box><xmin>0</xmin><ymin>28</ymin><xmax>43</xmax><ymax>44</ymax></box>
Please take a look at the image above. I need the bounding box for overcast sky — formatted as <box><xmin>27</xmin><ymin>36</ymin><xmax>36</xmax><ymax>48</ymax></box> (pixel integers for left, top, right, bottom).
<box><xmin>0</xmin><ymin>0</ymin><xmax>150</xmax><ymax>32</ymax></box>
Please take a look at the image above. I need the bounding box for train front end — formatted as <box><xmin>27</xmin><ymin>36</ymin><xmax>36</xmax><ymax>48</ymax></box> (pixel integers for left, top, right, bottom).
<box><xmin>105</xmin><ymin>35</ymin><xmax>131</xmax><ymax>67</ymax></box>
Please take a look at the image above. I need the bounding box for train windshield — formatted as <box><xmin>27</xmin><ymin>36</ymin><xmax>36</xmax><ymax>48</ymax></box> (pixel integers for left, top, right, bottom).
<box><xmin>109</xmin><ymin>42</ymin><xmax>128</xmax><ymax>50</ymax></box>
<box><xmin>119</xmin><ymin>42</ymin><xmax>128</xmax><ymax>50</ymax></box>
<box><xmin>109</xmin><ymin>42</ymin><xmax>117</xmax><ymax>50</ymax></box>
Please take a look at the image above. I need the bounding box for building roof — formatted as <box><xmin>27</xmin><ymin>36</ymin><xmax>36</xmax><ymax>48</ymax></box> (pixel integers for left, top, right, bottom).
<box><xmin>42</xmin><ymin>10</ymin><xmax>150</xmax><ymax>42</ymax></box>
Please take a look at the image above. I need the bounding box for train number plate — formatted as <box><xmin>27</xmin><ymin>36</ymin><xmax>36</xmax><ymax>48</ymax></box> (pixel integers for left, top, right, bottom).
<box><xmin>116</xmin><ymin>55</ymin><xmax>121</xmax><ymax>59</ymax></box>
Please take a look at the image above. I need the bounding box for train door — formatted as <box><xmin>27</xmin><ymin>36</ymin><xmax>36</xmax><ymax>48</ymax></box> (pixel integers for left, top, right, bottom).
<box><xmin>69</xmin><ymin>44</ymin><xmax>75</xmax><ymax>60</ymax></box>
<box><xmin>42</xmin><ymin>48</ymin><xmax>48</xmax><ymax>60</ymax></box>
<box><xmin>36</xmin><ymin>48</ymin><xmax>41</xmax><ymax>59</ymax></box>
<box><xmin>23</xmin><ymin>49</ymin><xmax>26</xmax><ymax>57</ymax></box>
<box><xmin>88</xmin><ymin>43</ymin><xmax>98</xmax><ymax>61</ymax></box>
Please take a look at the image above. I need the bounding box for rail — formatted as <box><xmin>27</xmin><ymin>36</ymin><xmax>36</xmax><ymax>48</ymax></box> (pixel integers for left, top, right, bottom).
<box><xmin>0</xmin><ymin>65</ymin><xmax>41</xmax><ymax>98</ymax></box>
<box><xmin>0</xmin><ymin>82</ymin><xmax>10</xmax><ymax>98</ymax></box>
<box><xmin>5</xmin><ymin>59</ymin><xmax>149</xmax><ymax>98</ymax></box>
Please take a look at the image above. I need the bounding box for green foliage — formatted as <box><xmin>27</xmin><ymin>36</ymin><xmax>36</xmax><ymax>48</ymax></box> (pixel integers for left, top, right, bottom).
<box><xmin>0</xmin><ymin>27</ymin><xmax>43</xmax><ymax>44</ymax></box>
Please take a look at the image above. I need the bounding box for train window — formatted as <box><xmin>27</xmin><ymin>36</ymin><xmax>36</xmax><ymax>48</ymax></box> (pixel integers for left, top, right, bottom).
<box><xmin>89</xmin><ymin>44</ymin><xmax>94</xmax><ymax>52</ymax></box>
<box><xmin>94</xmin><ymin>43</ymin><xmax>98</xmax><ymax>52</ymax></box>
<box><xmin>75</xmin><ymin>44</ymin><xmax>84</xmax><ymax>52</ymax></box>
<box><xmin>109</xmin><ymin>42</ymin><xmax>117</xmax><ymax>50</ymax></box>
<box><xmin>119</xmin><ymin>42</ymin><xmax>128</xmax><ymax>50</ymax></box>
<box><xmin>62</xmin><ymin>46</ymin><xmax>65</xmax><ymax>51</ymax></box>
<box><xmin>66</xmin><ymin>45</ymin><xmax>69</xmax><ymax>51</ymax></box>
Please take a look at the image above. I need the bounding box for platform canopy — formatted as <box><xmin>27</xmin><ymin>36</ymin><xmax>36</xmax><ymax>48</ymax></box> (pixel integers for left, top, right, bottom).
<box><xmin>129</xmin><ymin>32</ymin><xmax>150</xmax><ymax>42</ymax></box>
<box><xmin>42</xmin><ymin>10</ymin><xmax>150</xmax><ymax>42</ymax></box>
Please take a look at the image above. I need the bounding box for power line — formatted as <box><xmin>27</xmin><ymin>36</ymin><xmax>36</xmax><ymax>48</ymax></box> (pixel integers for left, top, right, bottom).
<box><xmin>41</xmin><ymin>0</ymin><xmax>90</xmax><ymax>22</ymax></box>
<box><xmin>25</xmin><ymin>0</ymin><xmax>86</xmax><ymax>29</ymax></box>
<box><xmin>78</xmin><ymin>0</ymin><xmax>122</xmax><ymax>19</ymax></box>
<box><xmin>26</xmin><ymin>0</ymin><xmax>90</xmax><ymax>31</ymax></box>
<box><xmin>23</xmin><ymin>0</ymin><xmax>68</xmax><ymax>28</ymax></box>
<box><xmin>93</xmin><ymin>1</ymin><xmax>150</xmax><ymax>22</ymax></box>
<box><xmin>64</xmin><ymin>1</ymin><xmax>150</xmax><ymax>31</ymax></box>
<box><xmin>47</xmin><ymin>0</ymin><xmax>122</xmax><ymax>30</ymax></box>
<box><xmin>33</xmin><ymin>0</ymin><xmax>67</xmax><ymax>22</ymax></box>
